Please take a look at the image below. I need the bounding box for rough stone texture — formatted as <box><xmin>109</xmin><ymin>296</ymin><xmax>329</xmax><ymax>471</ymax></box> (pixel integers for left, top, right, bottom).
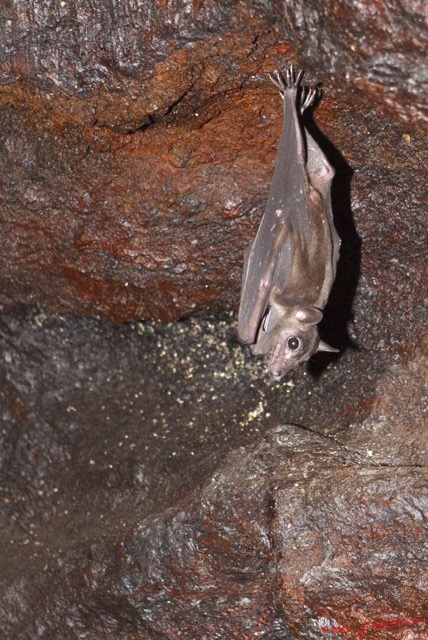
<box><xmin>278</xmin><ymin>0</ymin><xmax>428</xmax><ymax>129</ymax></box>
<box><xmin>0</xmin><ymin>0</ymin><xmax>427</xmax><ymax>321</ymax></box>
<box><xmin>0</xmin><ymin>0</ymin><xmax>427</xmax><ymax>638</ymax></box>
<box><xmin>0</xmin><ymin>306</ymin><xmax>426</xmax><ymax>637</ymax></box>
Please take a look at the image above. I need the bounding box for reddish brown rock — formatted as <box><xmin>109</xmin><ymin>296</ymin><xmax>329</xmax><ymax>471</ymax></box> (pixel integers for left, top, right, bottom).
<box><xmin>0</xmin><ymin>30</ymin><xmax>288</xmax><ymax>322</ymax></box>
<box><xmin>0</xmin><ymin>1</ymin><xmax>427</xmax><ymax>637</ymax></box>
<box><xmin>1</xmin><ymin>1</ymin><xmax>426</xmax><ymax>321</ymax></box>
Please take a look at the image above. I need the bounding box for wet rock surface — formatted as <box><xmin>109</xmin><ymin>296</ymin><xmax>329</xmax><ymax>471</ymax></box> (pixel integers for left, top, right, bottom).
<box><xmin>0</xmin><ymin>0</ymin><xmax>427</xmax><ymax>638</ymax></box>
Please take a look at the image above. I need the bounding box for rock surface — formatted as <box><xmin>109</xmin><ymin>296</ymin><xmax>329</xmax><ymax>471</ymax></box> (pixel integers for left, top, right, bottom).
<box><xmin>0</xmin><ymin>0</ymin><xmax>427</xmax><ymax>638</ymax></box>
<box><xmin>280</xmin><ymin>0</ymin><xmax>428</xmax><ymax>129</ymax></box>
<box><xmin>0</xmin><ymin>305</ymin><xmax>426</xmax><ymax>638</ymax></box>
<box><xmin>1</xmin><ymin>0</ymin><xmax>426</xmax><ymax>321</ymax></box>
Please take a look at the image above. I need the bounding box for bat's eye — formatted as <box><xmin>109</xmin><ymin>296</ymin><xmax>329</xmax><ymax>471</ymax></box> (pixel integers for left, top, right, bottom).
<box><xmin>287</xmin><ymin>336</ymin><xmax>301</xmax><ymax>352</ymax></box>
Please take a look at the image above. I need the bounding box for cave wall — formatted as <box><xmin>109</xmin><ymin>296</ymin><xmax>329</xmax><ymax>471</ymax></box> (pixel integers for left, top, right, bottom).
<box><xmin>0</xmin><ymin>1</ymin><xmax>427</xmax><ymax>638</ymax></box>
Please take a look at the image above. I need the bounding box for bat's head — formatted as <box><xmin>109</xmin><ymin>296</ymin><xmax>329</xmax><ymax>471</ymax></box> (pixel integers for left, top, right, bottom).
<box><xmin>253</xmin><ymin>305</ymin><xmax>337</xmax><ymax>380</ymax></box>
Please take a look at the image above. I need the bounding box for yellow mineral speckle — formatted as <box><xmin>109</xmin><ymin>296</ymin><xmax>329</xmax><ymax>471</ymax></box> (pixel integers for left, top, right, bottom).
<box><xmin>246</xmin><ymin>400</ymin><xmax>266</xmax><ymax>422</ymax></box>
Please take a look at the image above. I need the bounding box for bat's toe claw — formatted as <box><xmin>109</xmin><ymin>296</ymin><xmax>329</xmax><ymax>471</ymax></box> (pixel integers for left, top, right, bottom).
<box><xmin>268</xmin><ymin>71</ymin><xmax>287</xmax><ymax>94</ymax></box>
<box><xmin>269</xmin><ymin>64</ymin><xmax>305</xmax><ymax>95</ymax></box>
<box><xmin>301</xmin><ymin>87</ymin><xmax>317</xmax><ymax>113</ymax></box>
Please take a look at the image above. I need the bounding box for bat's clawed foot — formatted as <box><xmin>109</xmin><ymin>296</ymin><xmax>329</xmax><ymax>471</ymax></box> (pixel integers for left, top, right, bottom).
<box><xmin>269</xmin><ymin>64</ymin><xmax>303</xmax><ymax>92</ymax></box>
<box><xmin>269</xmin><ymin>64</ymin><xmax>318</xmax><ymax>113</ymax></box>
<box><xmin>268</xmin><ymin>70</ymin><xmax>287</xmax><ymax>93</ymax></box>
<box><xmin>301</xmin><ymin>87</ymin><xmax>317</xmax><ymax>113</ymax></box>
<box><xmin>285</xmin><ymin>64</ymin><xmax>304</xmax><ymax>89</ymax></box>
<box><xmin>268</xmin><ymin>64</ymin><xmax>314</xmax><ymax>103</ymax></box>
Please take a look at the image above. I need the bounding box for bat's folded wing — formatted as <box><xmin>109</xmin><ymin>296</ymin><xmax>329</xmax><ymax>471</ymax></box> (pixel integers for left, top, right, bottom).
<box><xmin>237</xmin><ymin>212</ymin><xmax>291</xmax><ymax>345</ymax></box>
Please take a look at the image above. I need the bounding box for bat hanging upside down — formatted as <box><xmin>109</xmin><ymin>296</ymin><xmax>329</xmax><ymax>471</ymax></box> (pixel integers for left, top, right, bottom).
<box><xmin>238</xmin><ymin>65</ymin><xmax>341</xmax><ymax>380</ymax></box>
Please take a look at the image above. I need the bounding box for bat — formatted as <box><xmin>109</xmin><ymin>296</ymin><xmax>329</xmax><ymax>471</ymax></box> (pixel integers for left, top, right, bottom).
<box><xmin>238</xmin><ymin>65</ymin><xmax>341</xmax><ymax>380</ymax></box>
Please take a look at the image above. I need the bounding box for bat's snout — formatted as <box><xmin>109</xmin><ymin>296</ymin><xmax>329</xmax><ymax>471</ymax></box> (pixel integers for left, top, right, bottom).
<box><xmin>271</xmin><ymin>369</ymin><xmax>285</xmax><ymax>381</ymax></box>
<box><xmin>269</xmin><ymin>343</ymin><xmax>288</xmax><ymax>380</ymax></box>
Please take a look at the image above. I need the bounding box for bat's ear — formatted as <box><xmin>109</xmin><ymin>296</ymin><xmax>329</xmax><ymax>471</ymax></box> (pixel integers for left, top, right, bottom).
<box><xmin>295</xmin><ymin>307</ymin><xmax>323</xmax><ymax>326</ymax></box>
<box><xmin>317</xmin><ymin>340</ymin><xmax>339</xmax><ymax>353</ymax></box>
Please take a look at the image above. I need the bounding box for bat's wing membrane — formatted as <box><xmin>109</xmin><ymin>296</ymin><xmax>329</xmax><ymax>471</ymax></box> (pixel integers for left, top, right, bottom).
<box><xmin>305</xmin><ymin>131</ymin><xmax>341</xmax><ymax>302</ymax></box>
<box><xmin>238</xmin><ymin>213</ymin><xmax>292</xmax><ymax>344</ymax></box>
<box><xmin>238</xmin><ymin>88</ymin><xmax>308</xmax><ymax>345</ymax></box>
